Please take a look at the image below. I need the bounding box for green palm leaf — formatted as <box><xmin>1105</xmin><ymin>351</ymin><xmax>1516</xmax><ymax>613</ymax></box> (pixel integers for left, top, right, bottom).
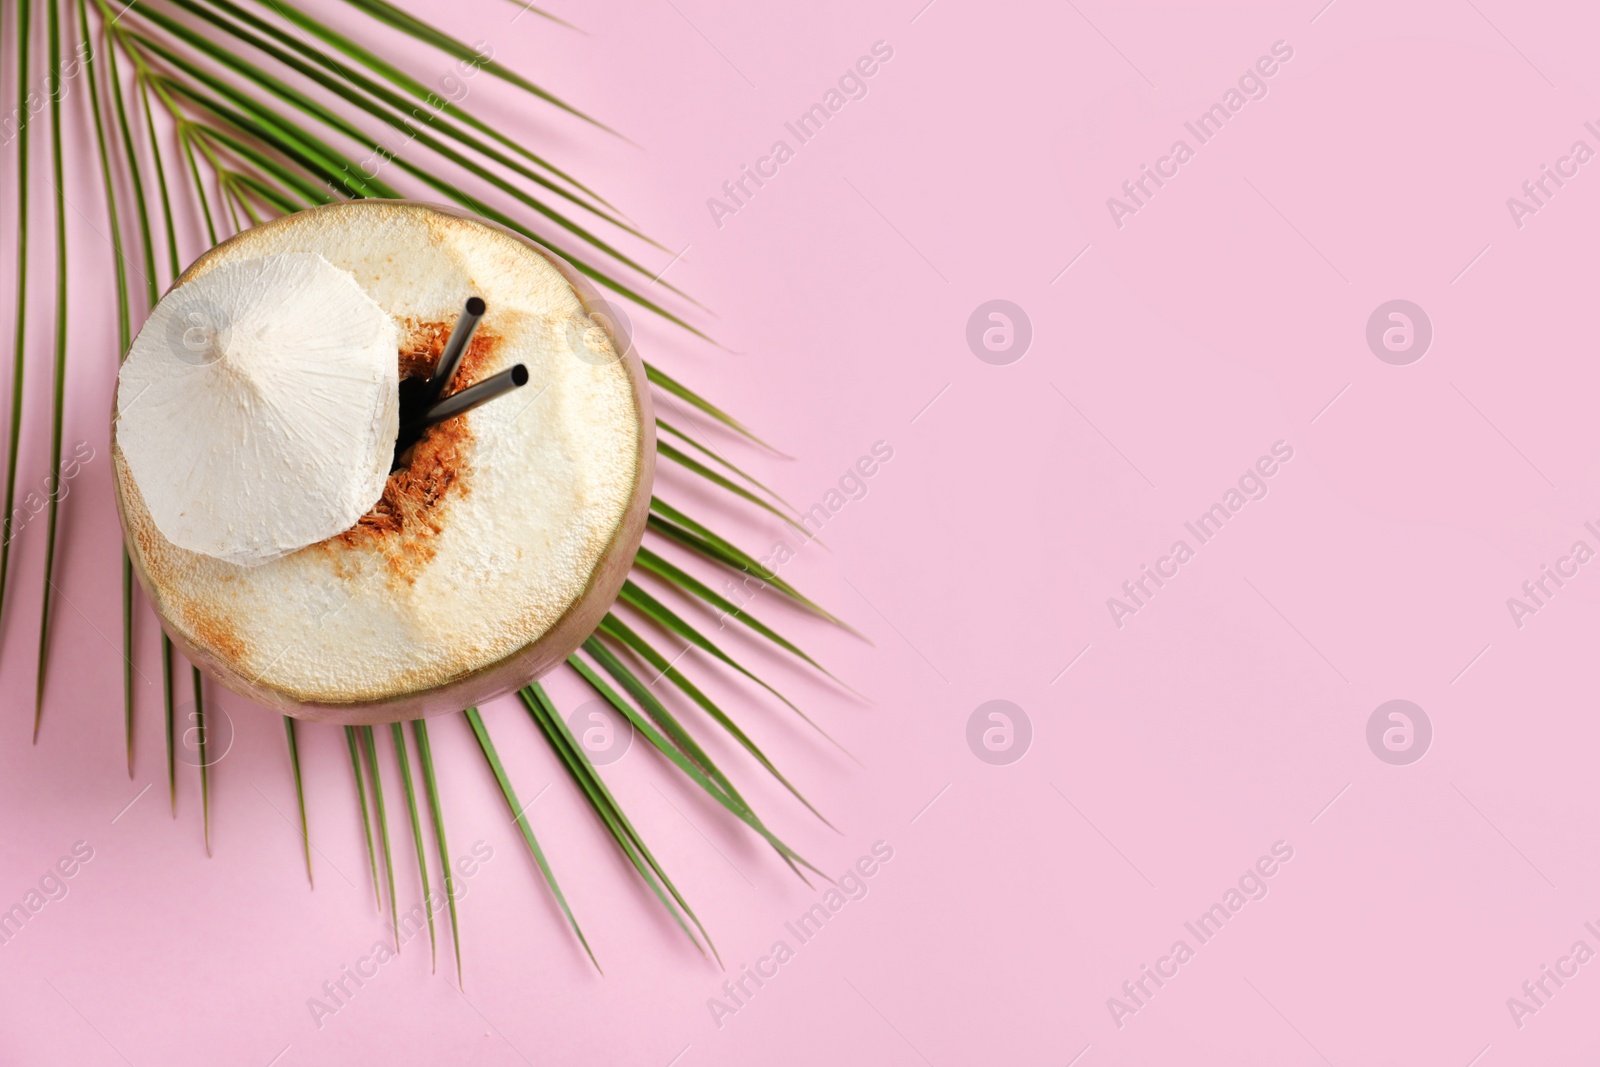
<box><xmin>658</xmin><ymin>438</ymin><xmax>808</xmax><ymax>535</ymax></box>
<box><xmin>390</xmin><ymin>722</ymin><xmax>436</xmax><ymax>968</ymax></box>
<box><xmin>647</xmin><ymin>364</ymin><xmax>772</xmax><ymax>448</ymax></box>
<box><xmin>7</xmin><ymin>0</ymin><xmax>870</xmax><ymax>980</ymax></box>
<box><xmin>465</xmin><ymin>707</ymin><xmax>598</xmax><ymax>970</ymax></box>
<box><xmin>193</xmin><ymin>666</ymin><xmax>210</xmax><ymax>853</ymax></box>
<box><xmin>183</xmin><ymin>0</ymin><xmax>634</xmax><ymax>227</ymax></box>
<box><xmin>599</xmin><ymin>613</ymin><xmax>834</xmax><ymax>827</ymax></box>
<box><xmin>344</xmin><ymin>725</ymin><xmax>381</xmax><ymax>908</ymax></box>
<box><xmin>618</xmin><ymin>579</ymin><xmax>818</xmax><ymax>729</ymax></box>
<box><xmin>360</xmin><ymin>726</ymin><xmax>401</xmax><ymax>949</ymax></box>
<box><xmin>565</xmin><ymin>654</ymin><xmax>819</xmax><ymax>879</ymax></box>
<box><xmin>32</xmin><ymin>0</ymin><xmax>70</xmax><ymax>739</ymax></box>
<box><xmin>520</xmin><ymin>683</ymin><xmax>716</xmax><ymax>961</ymax></box>
<box><xmin>632</xmin><ymin>545</ymin><xmax>851</xmax><ymax>691</ymax></box>
<box><xmin>335</xmin><ymin>0</ymin><xmax>608</xmax><ymax>129</ymax></box>
<box><xmin>658</xmin><ymin>418</ymin><xmax>801</xmax><ymax>516</ymax></box>
<box><xmin>649</xmin><ymin>498</ymin><xmax>852</xmax><ymax>629</ymax></box>
<box><xmin>78</xmin><ymin>0</ymin><xmax>139</xmax><ymax>769</ymax></box>
<box><xmin>412</xmin><ymin>720</ymin><xmax>462</xmax><ymax>983</ymax></box>
<box><xmin>163</xmin><ymin>639</ymin><xmax>176</xmax><ymax>813</ymax></box>
<box><xmin>284</xmin><ymin>717</ymin><xmax>312</xmax><ymax>885</ymax></box>
<box><xmin>0</xmin><ymin>0</ymin><xmax>33</xmax><ymax>666</ymax></box>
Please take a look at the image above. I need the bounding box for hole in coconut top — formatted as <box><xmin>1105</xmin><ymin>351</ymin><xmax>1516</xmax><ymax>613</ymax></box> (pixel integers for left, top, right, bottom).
<box><xmin>338</xmin><ymin>319</ymin><xmax>495</xmax><ymax>549</ymax></box>
<box><xmin>389</xmin><ymin>316</ymin><xmax>498</xmax><ymax>473</ymax></box>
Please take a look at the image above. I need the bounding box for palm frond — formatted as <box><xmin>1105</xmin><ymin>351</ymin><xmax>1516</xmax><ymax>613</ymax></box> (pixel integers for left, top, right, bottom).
<box><xmin>579</xmin><ymin>637</ymin><xmax>752</xmax><ymax>830</ymax></box>
<box><xmin>390</xmin><ymin>722</ymin><xmax>436</xmax><ymax>968</ymax></box>
<box><xmin>617</xmin><ymin>579</ymin><xmax>816</xmax><ymax>730</ymax></box>
<box><xmin>181</xmin><ymin>0</ymin><xmax>639</xmax><ymax>231</ymax></box>
<box><xmin>598</xmin><ymin>613</ymin><xmax>834</xmax><ymax>827</ymax></box>
<box><xmin>360</xmin><ymin>726</ymin><xmax>401</xmax><ymax>949</ymax></box>
<box><xmin>79</xmin><ymin>0</ymin><xmax>138</xmax><ymax>766</ymax></box>
<box><xmin>659</xmin><ymin>418</ymin><xmax>800</xmax><ymax>515</ymax></box>
<box><xmin>632</xmin><ymin>546</ymin><xmax>850</xmax><ymax>690</ymax></box>
<box><xmin>7</xmin><ymin>0</ymin><xmax>868</xmax><ymax>980</ymax></box>
<box><xmin>465</xmin><ymin>707</ymin><xmax>599</xmax><ymax>971</ymax></box>
<box><xmin>335</xmin><ymin>0</ymin><xmax>608</xmax><ymax>129</ymax></box>
<box><xmin>521</xmin><ymin>684</ymin><xmax>715</xmax><ymax>962</ymax></box>
<box><xmin>565</xmin><ymin>654</ymin><xmax>819</xmax><ymax>879</ymax></box>
<box><xmin>658</xmin><ymin>438</ymin><xmax>808</xmax><ymax>535</ymax></box>
<box><xmin>32</xmin><ymin>0</ymin><xmax>71</xmax><ymax>738</ymax></box>
<box><xmin>163</xmin><ymin>638</ymin><xmax>176</xmax><ymax>813</ymax></box>
<box><xmin>0</xmin><ymin>0</ymin><xmax>33</xmax><ymax>664</ymax></box>
<box><xmin>648</xmin><ymin>364</ymin><xmax>772</xmax><ymax>448</ymax></box>
<box><xmin>344</xmin><ymin>725</ymin><xmax>381</xmax><ymax>908</ymax></box>
<box><xmin>648</xmin><ymin>498</ymin><xmax>851</xmax><ymax>629</ymax></box>
<box><xmin>284</xmin><ymin>717</ymin><xmax>312</xmax><ymax>885</ymax></box>
<box><xmin>193</xmin><ymin>666</ymin><xmax>210</xmax><ymax>853</ymax></box>
<box><xmin>412</xmin><ymin>720</ymin><xmax>462</xmax><ymax>983</ymax></box>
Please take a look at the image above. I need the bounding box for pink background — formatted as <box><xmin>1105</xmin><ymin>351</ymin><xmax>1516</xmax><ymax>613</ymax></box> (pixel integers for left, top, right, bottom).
<box><xmin>5</xmin><ymin>0</ymin><xmax>1600</xmax><ymax>1063</ymax></box>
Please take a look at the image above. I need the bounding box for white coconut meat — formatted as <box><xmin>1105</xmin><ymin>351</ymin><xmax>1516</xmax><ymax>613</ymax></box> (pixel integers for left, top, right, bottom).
<box><xmin>113</xmin><ymin>202</ymin><xmax>652</xmax><ymax>720</ymax></box>
<box><xmin>116</xmin><ymin>252</ymin><xmax>399</xmax><ymax>566</ymax></box>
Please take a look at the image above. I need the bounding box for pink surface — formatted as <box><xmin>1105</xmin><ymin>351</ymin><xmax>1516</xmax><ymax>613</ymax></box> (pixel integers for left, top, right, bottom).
<box><xmin>4</xmin><ymin>0</ymin><xmax>1600</xmax><ymax>1063</ymax></box>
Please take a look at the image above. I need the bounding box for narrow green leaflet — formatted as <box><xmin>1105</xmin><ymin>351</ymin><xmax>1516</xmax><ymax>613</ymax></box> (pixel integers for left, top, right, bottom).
<box><xmin>520</xmin><ymin>684</ymin><xmax>714</xmax><ymax>961</ymax></box>
<box><xmin>248</xmin><ymin>0</ymin><xmax>609</xmax><ymax>205</ymax></box>
<box><xmin>284</xmin><ymin>718</ymin><xmax>312</xmax><ymax>886</ymax></box>
<box><xmin>647</xmin><ymin>365</ymin><xmax>770</xmax><ymax>448</ymax></box>
<box><xmin>582</xmin><ymin>636</ymin><xmax>737</xmax><ymax>802</ymax></box>
<box><xmin>632</xmin><ymin>546</ymin><xmax>846</xmax><ymax>687</ymax></box>
<box><xmin>464</xmin><ymin>707</ymin><xmax>598</xmax><ymax>971</ymax></box>
<box><xmin>360</xmin><ymin>726</ymin><xmax>401</xmax><ymax>949</ymax></box>
<box><xmin>344</xmin><ymin>725</ymin><xmax>381</xmax><ymax>908</ymax></box>
<box><xmin>565</xmin><ymin>654</ymin><xmax>818</xmax><ymax>879</ymax></box>
<box><xmin>185</xmin><ymin>0</ymin><xmax>630</xmax><ymax>226</ymax></box>
<box><xmin>598</xmin><ymin>614</ymin><xmax>834</xmax><ymax>827</ymax></box>
<box><xmin>658</xmin><ymin>418</ymin><xmax>799</xmax><ymax>514</ymax></box>
<box><xmin>33</xmin><ymin>0</ymin><xmax>69</xmax><ymax>738</ymax></box>
<box><xmin>163</xmin><ymin>638</ymin><xmax>175</xmax><ymax>814</ymax></box>
<box><xmin>335</xmin><ymin>0</ymin><xmax>610</xmax><ymax>130</ymax></box>
<box><xmin>658</xmin><ymin>438</ymin><xmax>807</xmax><ymax>534</ymax></box>
<box><xmin>617</xmin><ymin>579</ymin><xmax>814</xmax><ymax>725</ymax></box>
<box><xmin>412</xmin><ymin>721</ymin><xmax>462</xmax><ymax>984</ymax></box>
<box><xmin>77</xmin><ymin>0</ymin><xmax>136</xmax><ymax>768</ymax></box>
<box><xmin>193</xmin><ymin>667</ymin><xmax>210</xmax><ymax>854</ymax></box>
<box><xmin>156</xmin><ymin>3</ymin><xmax>656</xmax><ymax>251</ymax></box>
<box><xmin>390</xmin><ymin>722</ymin><xmax>436</xmax><ymax>969</ymax></box>
<box><xmin>0</xmin><ymin>0</ymin><xmax>32</xmax><ymax>656</ymax></box>
<box><xmin>648</xmin><ymin>499</ymin><xmax>849</xmax><ymax>628</ymax></box>
<box><xmin>122</xmin><ymin>16</ymin><xmax>701</xmax><ymax>331</ymax></box>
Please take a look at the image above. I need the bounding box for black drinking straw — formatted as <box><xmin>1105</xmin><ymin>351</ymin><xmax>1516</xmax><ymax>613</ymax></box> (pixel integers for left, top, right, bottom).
<box><xmin>426</xmin><ymin>296</ymin><xmax>486</xmax><ymax>405</ymax></box>
<box><xmin>410</xmin><ymin>364</ymin><xmax>528</xmax><ymax>432</ymax></box>
<box><xmin>392</xmin><ymin>364</ymin><xmax>528</xmax><ymax>469</ymax></box>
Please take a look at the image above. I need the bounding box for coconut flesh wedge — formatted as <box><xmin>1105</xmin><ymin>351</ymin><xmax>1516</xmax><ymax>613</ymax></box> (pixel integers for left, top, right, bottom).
<box><xmin>113</xmin><ymin>201</ymin><xmax>655</xmax><ymax>724</ymax></box>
